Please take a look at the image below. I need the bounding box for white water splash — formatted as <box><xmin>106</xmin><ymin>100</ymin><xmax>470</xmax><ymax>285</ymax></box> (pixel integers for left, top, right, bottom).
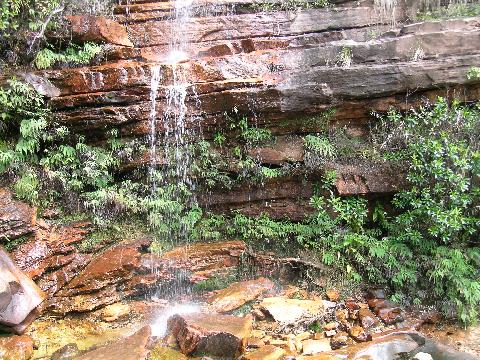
<box><xmin>151</xmin><ymin>303</ymin><xmax>200</xmax><ymax>337</ymax></box>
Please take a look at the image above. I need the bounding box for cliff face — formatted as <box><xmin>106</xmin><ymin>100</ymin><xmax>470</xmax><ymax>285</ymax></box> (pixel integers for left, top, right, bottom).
<box><xmin>38</xmin><ymin>0</ymin><xmax>480</xmax><ymax>219</ymax></box>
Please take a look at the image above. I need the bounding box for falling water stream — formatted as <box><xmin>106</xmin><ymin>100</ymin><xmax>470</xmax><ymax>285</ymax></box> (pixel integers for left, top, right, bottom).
<box><xmin>148</xmin><ymin>0</ymin><xmax>202</xmax><ymax>335</ymax></box>
<box><xmin>148</xmin><ymin>0</ymin><xmax>197</xmax><ymax>242</ymax></box>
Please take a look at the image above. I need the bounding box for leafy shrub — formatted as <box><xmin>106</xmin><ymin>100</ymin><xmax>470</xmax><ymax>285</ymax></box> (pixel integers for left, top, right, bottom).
<box><xmin>376</xmin><ymin>98</ymin><xmax>480</xmax><ymax>323</ymax></box>
<box><xmin>467</xmin><ymin>66</ymin><xmax>480</xmax><ymax>80</ymax></box>
<box><xmin>34</xmin><ymin>42</ymin><xmax>102</xmax><ymax>69</ymax></box>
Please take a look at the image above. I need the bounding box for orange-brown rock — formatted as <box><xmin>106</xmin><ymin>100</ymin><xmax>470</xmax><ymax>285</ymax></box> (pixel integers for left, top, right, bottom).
<box><xmin>0</xmin><ymin>248</ymin><xmax>45</xmax><ymax>334</ymax></box>
<box><xmin>325</xmin><ymin>289</ymin><xmax>340</xmax><ymax>302</ymax></box>
<box><xmin>167</xmin><ymin>313</ymin><xmax>252</xmax><ymax>357</ymax></box>
<box><xmin>330</xmin><ymin>331</ymin><xmax>351</xmax><ymax>350</ymax></box>
<box><xmin>207</xmin><ymin>277</ymin><xmax>274</xmax><ymax>312</ymax></box>
<box><xmin>349</xmin><ymin>325</ymin><xmax>371</xmax><ymax>342</ymax></box>
<box><xmin>358</xmin><ymin>308</ymin><xmax>380</xmax><ymax>329</ymax></box>
<box><xmin>64</xmin><ymin>15</ymin><xmax>133</xmax><ymax>47</ymax></box>
<box><xmin>158</xmin><ymin>240</ymin><xmax>246</xmax><ymax>282</ymax></box>
<box><xmin>0</xmin><ymin>188</ymin><xmax>36</xmax><ymax>241</ymax></box>
<box><xmin>243</xmin><ymin>345</ymin><xmax>286</xmax><ymax>360</ymax></box>
<box><xmin>0</xmin><ymin>335</ymin><xmax>34</xmax><ymax>360</ymax></box>
<box><xmin>12</xmin><ymin>220</ymin><xmax>92</xmax><ymax>281</ymax></box>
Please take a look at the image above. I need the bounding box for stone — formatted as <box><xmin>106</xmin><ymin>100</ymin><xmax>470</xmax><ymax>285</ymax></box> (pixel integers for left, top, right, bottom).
<box><xmin>330</xmin><ymin>331</ymin><xmax>350</xmax><ymax>350</ymax></box>
<box><xmin>335</xmin><ymin>332</ymin><xmax>421</xmax><ymax>360</ymax></box>
<box><xmin>12</xmin><ymin>220</ymin><xmax>92</xmax><ymax>281</ymax></box>
<box><xmin>51</xmin><ymin>343</ymin><xmax>80</xmax><ymax>360</ymax></box>
<box><xmin>0</xmin><ymin>335</ymin><xmax>34</xmax><ymax>360</ymax></box>
<box><xmin>246</xmin><ymin>337</ymin><xmax>265</xmax><ymax>349</ymax></box>
<box><xmin>260</xmin><ymin>297</ymin><xmax>323</xmax><ymax>324</ymax></box>
<box><xmin>64</xmin><ymin>16</ymin><xmax>133</xmax><ymax>47</ymax></box>
<box><xmin>0</xmin><ymin>188</ymin><xmax>36</xmax><ymax>241</ymax></box>
<box><xmin>19</xmin><ymin>73</ymin><xmax>61</xmax><ymax>98</ymax></box>
<box><xmin>167</xmin><ymin>313</ymin><xmax>252</xmax><ymax>357</ymax></box>
<box><xmin>100</xmin><ymin>303</ymin><xmax>130</xmax><ymax>322</ymax></box>
<box><xmin>243</xmin><ymin>345</ymin><xmax>286</xmax><ymax>360</ymax></box>
<box><xmin>323</xmin><ymin>322</ymin><xmax>338</xmax><ymax>331</ymax></box>
<box><xmin>302</xmin><ymin>339</ymin><xmax>331</xmax><ymax>355</ymax></box>
<box><xmin>73</xmin><ymin>325</ymin><xmax>151</xmax><ymax>360</ymax></box>
<box><xmin>155</xmin><ymin>240</ymin><xmax>246</xmax><ymax>283</ymax></box>
<box><xmin>377</xmin><ymin>307</ymin><xmax>404</xmax><ymax>325</ymax></box>
<box><xmin>335</xmin><ymin>309</ymin><xmax>349</xmax><ymax>326</ymax></box>
<box><xmin>297</xmin><ymin>355</ymin><xmax>340</xmax><ymax>360</ymax></box>
<box><xmin>324</xmin><ymin>330</ymin><xmax>336</xmax><ymax>337</ymax></box>
<box><xmin>358</xmin><ymin>308</ymin><xmax>379</xmax><ymax>329</ymax></box>
<box><xmin>349</xmin><ymin>325</ymin><xmax>371</xmax><ymax>342</ymax></box>
<box><xmin>207</xmin><ymin>277</ymin><xmax>274</xmax><ymax>313</ymax></box>
<box><xmin>325</xmin><ymin>289</ymin><xmax>340</xmax><ymax>302</ymax></box>
<box><xmin>414</xmin><ymin>353</ymin><xmax>433</xmax><ymax>360</ymax></box>
<box><xmin>0</xmin><ymin>248</ymin><xmax>45</xmax><ymax>334</ymax></box>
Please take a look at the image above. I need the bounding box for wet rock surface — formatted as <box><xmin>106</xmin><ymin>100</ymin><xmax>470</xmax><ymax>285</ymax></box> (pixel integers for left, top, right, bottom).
<box><xmin>0</xmin><ymin>188</ymin><xmax>36</xmax><ymax>241</ymax></box>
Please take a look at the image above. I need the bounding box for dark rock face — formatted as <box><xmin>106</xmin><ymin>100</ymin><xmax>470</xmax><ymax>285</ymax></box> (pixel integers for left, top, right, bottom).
<box><xmin>0</xmin><ymin>188</ymin><xmax>36</xmax><ymax>241</ymax></box>
<box><xmin>0</xmin><ymin>248</ymin><xmax>45</xmax><ymax>334</ymax></box>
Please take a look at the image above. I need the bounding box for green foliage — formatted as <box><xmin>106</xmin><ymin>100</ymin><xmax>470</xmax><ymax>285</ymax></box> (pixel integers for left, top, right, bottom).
<box><xmin>192</xmin><ymin>271</ymin><xmax>237</xmax><ymax>293</ymax></box>
<box><xmin>227</xmin><ymin>111</ymin><xmax>274</xmax><ymax>147</ymax></box>
<box><xmin>467</xmin><ymin>67</ymin><xmax>480</xmax><ymax>80</ymax></box>
<box><xmin>34</xmin><ymin>42</ymin><xmax>102</xmax><ymax>69</ymax></box>
<box><xmin>251</xmin><ymin>0</ymin><xmax>329</xmax><ymax>12</ymax></box>
<box><xmin>190</xmin><ymin>140</ymin><xmax>232</xmax><ymax>189</ymax></box>
<box><xmin>415</xmin><ymin>2</ymin><xmax>480</xmax><ymax>21</ymax></box>
<box><xmin>13</xmin><ymin>170</ymin><xmax>39</xmax><ymax>204</ymax></box>
<box><xmin>0</xmin><ymin>0</ymin><xmax>114</xmax><ymax>64</ymax></box>
<box><xmin>0</xmin><ymin>79</ymin><xmax>50</xmax><ymax>171</ymax></box>
<box><xmin>377</xmin><ymin>98</ymin><xmax>480</xmax><ymax>323</ymax></box>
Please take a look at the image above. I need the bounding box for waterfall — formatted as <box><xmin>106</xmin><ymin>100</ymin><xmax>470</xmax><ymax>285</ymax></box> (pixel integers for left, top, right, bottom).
<box><xmin>147</xmin><ymin>0</ymin><xmax>198</xmax><ymax>246</ymax></box>
<box><xmin>148</xmin><ymin>65</ymin><xmax>161</xmax><ymax>192</ymax></box>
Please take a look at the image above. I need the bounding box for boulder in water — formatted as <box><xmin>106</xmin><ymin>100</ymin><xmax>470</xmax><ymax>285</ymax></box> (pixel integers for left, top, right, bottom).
<box><xmin>167</xmin><ymin>313</ymin><xmax>252</xmax><ymax>358</ymax></box>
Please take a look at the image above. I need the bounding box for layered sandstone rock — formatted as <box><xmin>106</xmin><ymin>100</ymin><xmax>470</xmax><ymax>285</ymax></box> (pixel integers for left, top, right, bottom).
<box><xmin>27</xmin><ymin>1</ymin><xmax>480</xmax><ymax>216</ymax></box>
<box><xmin>46</xmin><ymin>240</ymin><xmax>246</xmax><ymax>315</ymax></box>
<box><xmin>0</xmin><ymin>189</ymin><xmax>36</xmax><ymax>241</ymax></box>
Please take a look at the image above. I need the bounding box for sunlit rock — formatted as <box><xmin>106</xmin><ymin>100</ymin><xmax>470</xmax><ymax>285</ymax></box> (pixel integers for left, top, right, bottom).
<box><xmin>302</xmin><ymin>339</ymin><xmax>331</xmax><ymax>355</ymax></box>
<box><xmin>243</xmin><ymin>345</ymin><xmax>286</xmax><ymax>360</ymax></box>
<box><xmin>260</xmin><ymin>297</ymin><xmax>324</xmax><ymax>326</ymax></box>
<box><xmin>63</xmin><ymin>16</ymin><xmax>133</xmax><ymax>47</ymax></box>
<box><xmin>207</xmin><ymin>277</ymin><xmax>275</xmax><ymax>313</ymax></box>
<box><xmin>0</xmin><ymin>335</ymin><xmax>34</xmax><ymax>360</ymax></box>
<box><xmin>0</xmin><ymin>248</ymin><xmax>45</xmax><ymax>334</ymax></box>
